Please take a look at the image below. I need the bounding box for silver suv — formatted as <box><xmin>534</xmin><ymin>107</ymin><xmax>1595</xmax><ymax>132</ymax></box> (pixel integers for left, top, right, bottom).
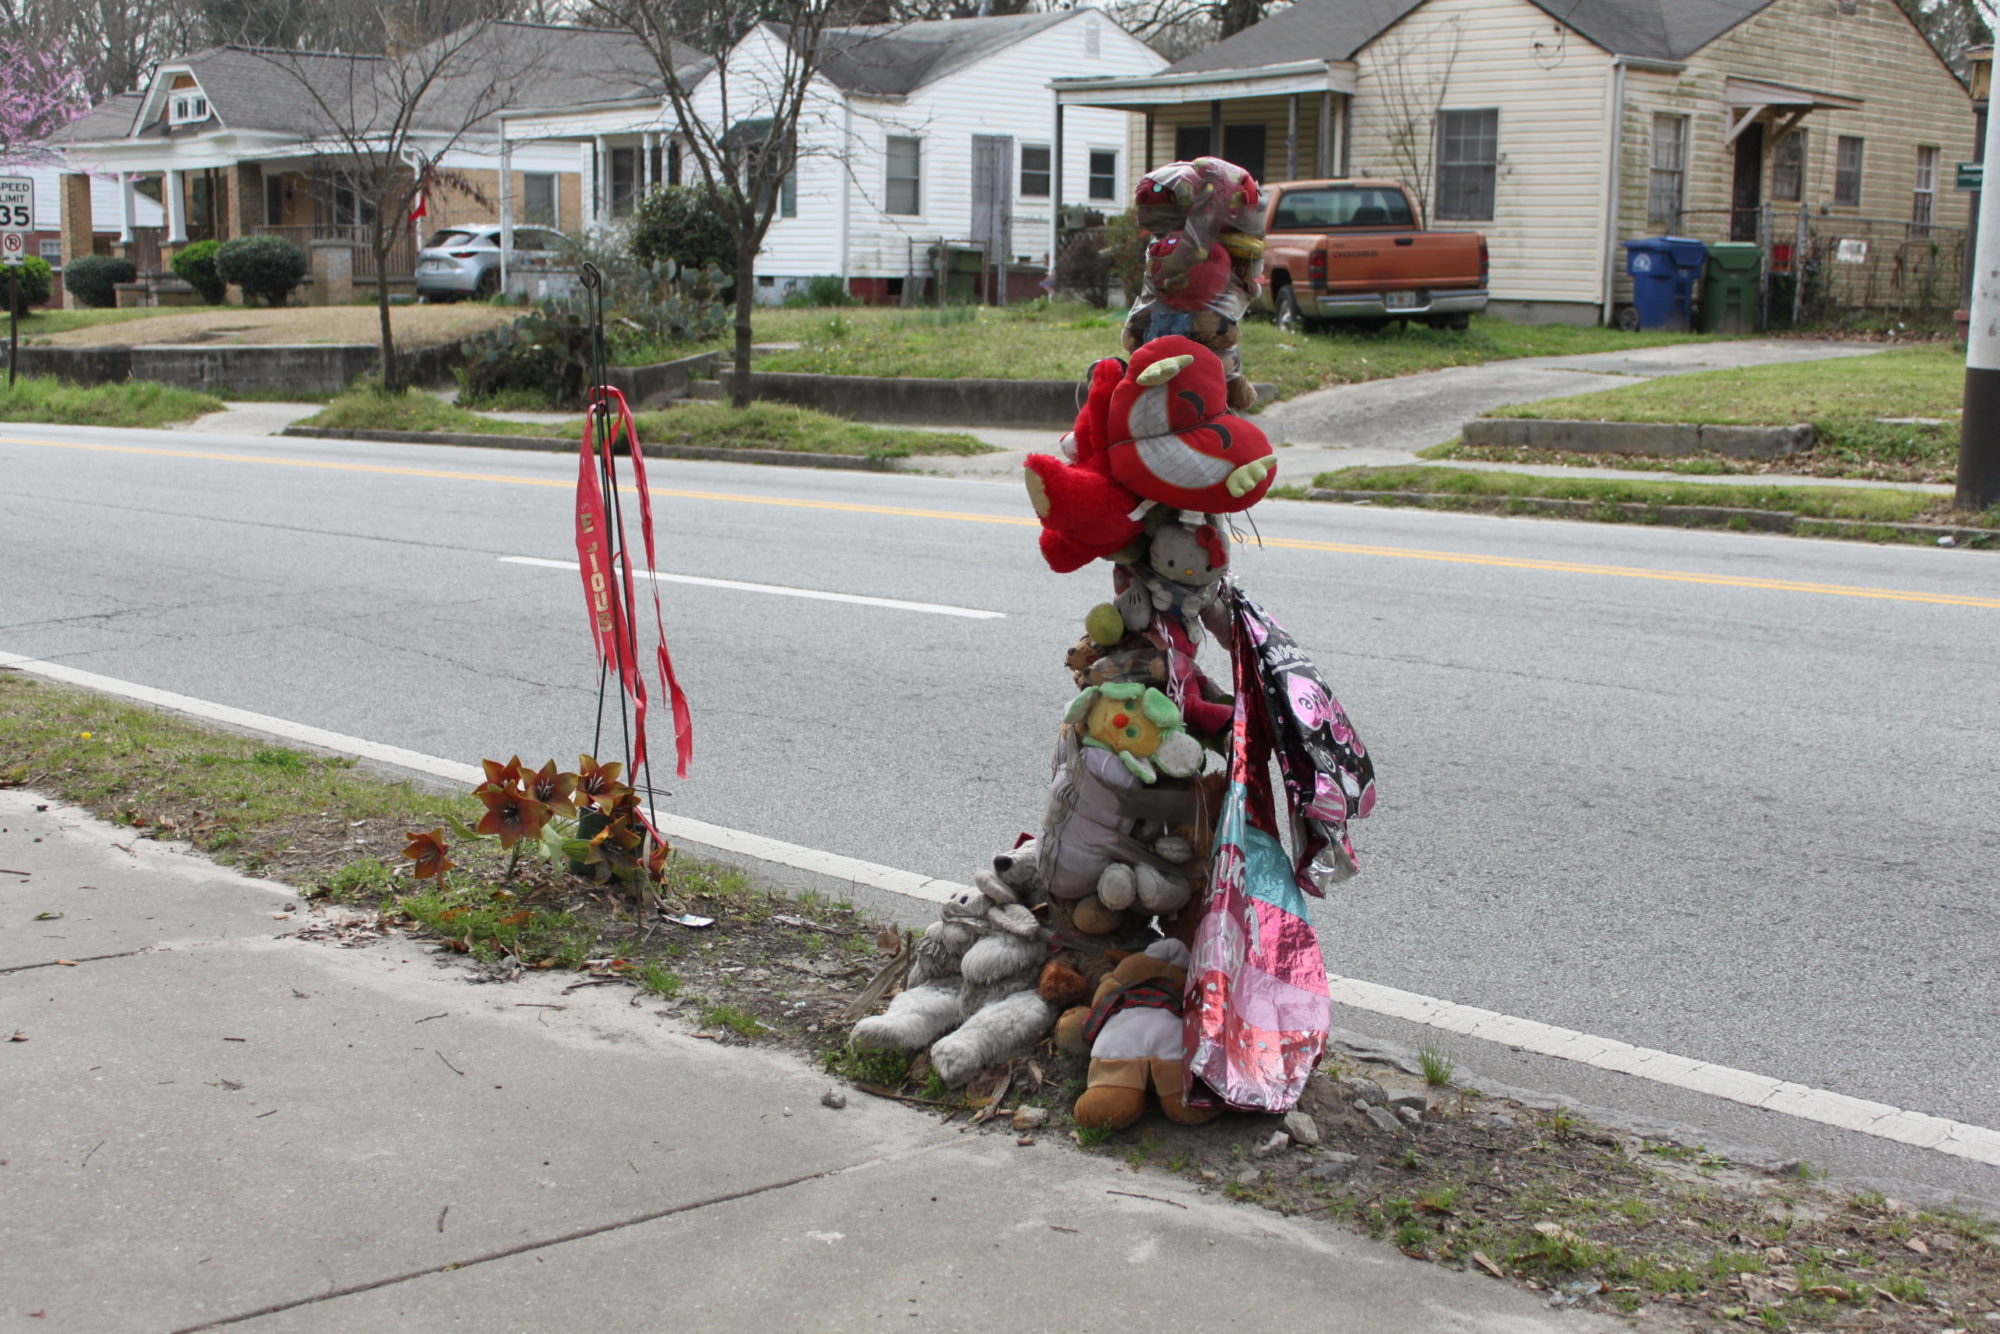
<box><xmin>415</xmin><ymin>225</ymin><xmax>566</xmax><ymax>300</ymax></box>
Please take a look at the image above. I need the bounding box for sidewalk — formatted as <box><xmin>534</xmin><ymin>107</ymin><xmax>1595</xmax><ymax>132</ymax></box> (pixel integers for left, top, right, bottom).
<box><xmin>0</xmin><ymin>790</ymin><xmax>1625</xmax><ymax>1334</ymax></box>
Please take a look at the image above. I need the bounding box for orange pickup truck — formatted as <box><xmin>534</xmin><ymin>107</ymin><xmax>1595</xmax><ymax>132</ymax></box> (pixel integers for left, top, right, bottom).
<box><xmin>1254</xmin><ymin>179</ymin><xmax>1489</xmax><ymax>332</ymax></box>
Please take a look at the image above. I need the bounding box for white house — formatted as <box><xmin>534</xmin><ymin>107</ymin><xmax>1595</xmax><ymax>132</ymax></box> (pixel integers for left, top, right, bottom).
<box><xmin>500</xmin><ymin>11</ymin><xmax>1166</xmax><ymax>303</ymax></box>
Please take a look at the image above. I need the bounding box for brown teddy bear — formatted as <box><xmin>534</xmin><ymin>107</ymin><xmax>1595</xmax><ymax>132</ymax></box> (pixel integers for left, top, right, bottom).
<box><xmin>1056</xmin><ymin>938</ymin><xmax>1220</xmax><ymax>1131</ymax></box>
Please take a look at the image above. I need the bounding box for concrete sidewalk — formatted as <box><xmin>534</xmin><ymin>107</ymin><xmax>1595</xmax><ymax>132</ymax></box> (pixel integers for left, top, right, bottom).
<box><xmin>0</xmin><ymin>791</ymin><xmax>1625</xmax><ymax>1334</ymax></box>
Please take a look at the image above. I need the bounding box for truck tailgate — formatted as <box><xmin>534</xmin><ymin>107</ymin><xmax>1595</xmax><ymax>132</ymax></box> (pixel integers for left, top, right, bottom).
<box><xmin>1315</xmin><ymin>231</ymin><xmax>1484</xmax><ymax>292</ymax></box>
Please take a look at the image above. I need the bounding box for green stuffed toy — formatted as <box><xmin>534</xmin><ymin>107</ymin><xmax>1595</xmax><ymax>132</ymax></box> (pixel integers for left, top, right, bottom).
<box><xmin>1064</xmin><ymin>681</ymin><xmax>1204</xmax><ymax>785</ymax></box>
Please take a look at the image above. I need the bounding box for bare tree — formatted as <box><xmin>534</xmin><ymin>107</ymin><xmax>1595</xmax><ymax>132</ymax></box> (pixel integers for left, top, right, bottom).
<box><xmin>245</xmin><ymin>3</ymin><xmax>557</xmax><ymax>389</ymax></box>
<box><xmin>1104</xmin><ymin>0</ymin><xmax>1283</xmax><ymax>59</ymax></box>
<box><xmin>586</xmin><ymin>0</ymin><xmax>843</xmax><ymax>409</ymax></box>
<box><xmin>1365</xmin><ymin>16</ymin><xmax>1462</xmax><ymax>227</ymax></box>
<box><xmin>0</xmin><ymin>0</ymin><xmax>197</xmax><ymax>101</ymax></box>
<box><xmin>1897</xmin><ymin>0</ymin><xmax>1995</xmax><ymax>75</ymax></box>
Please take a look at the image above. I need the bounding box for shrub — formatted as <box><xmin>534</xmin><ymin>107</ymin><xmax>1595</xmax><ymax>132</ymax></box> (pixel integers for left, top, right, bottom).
<box><xmin>62</xmin><ymin>254</ymin><xmax>134</xmax><ymax>309</ymax></box>
<box><xmin>1056</xmin><ymin>229</ymin><xmax>1113</xmax><ymax>308</ymax></box>
<box><xmin>781</xmin><ymin>274</ymin><xmax>854</xmax><ymax>308</ymax></box>
<box><xmin>1103</xmin><ymin>212</ymin><xmax>1147</xmax><ymax>307</ymax></box>
<box><xmin>5</xmin><ymin>255</ymin><xmax>55</xmax><ymax>314</ymax></box>
<box><xmin>170</xmin><ymin>239</ymin><xmax>226</xmax><ymax>304</ymax></box>
<box><xmin>631</xmin><ymin>184</ymin><xmax>735</xmax><ymax>282</ymax></box>
<box><xmin>216</xmin><ymin>234</ymin><xmax>308</xmax><ymax>307</ymax></box>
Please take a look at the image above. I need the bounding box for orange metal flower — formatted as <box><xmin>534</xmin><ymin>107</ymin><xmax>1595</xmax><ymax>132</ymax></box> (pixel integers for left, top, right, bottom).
<box><xmin>480</xmin><ymin>755</ymin><xmax>526</xmax><ymax>791</ymax></box>
<box><xmin>525</xmin><ymin>760</ymin><xmax>579</xmax><ymax>816</ymax></box>
<box><xmin>475</xmin><ymin>786</ymin><xmax>551</xmax><ymax>849</ymax></box>
<box><xmin>402</xmin><ymin>828</ymin><xmax>453</xmax><ymax>879</ymax></box>
<box><xmin>575</xmin><ymin>754</ymin><xmax>624</xmax><ymax>805</ymax></box>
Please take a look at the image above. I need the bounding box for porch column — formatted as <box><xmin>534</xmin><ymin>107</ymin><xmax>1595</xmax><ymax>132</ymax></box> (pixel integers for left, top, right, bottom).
<box><xmin>1144</xmin><ymin>111</ymin><xmax>1156</xmax><ymax>171</ymax></box>
<box><xmin>165</xmin><ymin>168</ymin><xmax>187</xmax><ymax>243</ymax></box>
<box><xmin>592</xmin><ymin>135</ymin><xmax>607</xmax><ymax>226</ymax></box>
<box><xmin>57</xmin><ymin>172</ymin><xmax>94</xmax><ymax>272</ymax></box>
<box><xmin>498</xmin><ymin>127</ymin><xmax>513</xmax><ymax>295</ymax></box>
<box><xmin>1052</xmin><ymin>100</ymin><xmax>1064</xmax><ymax>278</ymax></box>
<box><xmin>1287</xmin><ymin>94</ymin><xmax>1299</xmax><ymax>179</ymax></box>
<box><xmin>641</xmin><ymin>131</ymin><xmax>655</xmax><ymax>197</ymax></box>
<box><xmin>117</xmin><ymin>173</ymin><xmax>134</xmax><ymax>244</ymax></box>
<box><xmin>1317</xmin><ymin>92</ymin><xmax>1333</xmax><ymax>177</ymax></box>
<box><xmin>1209</xmin><ymin>99</ymin><xmax>1223</xmax><ymax>157</ymax></box>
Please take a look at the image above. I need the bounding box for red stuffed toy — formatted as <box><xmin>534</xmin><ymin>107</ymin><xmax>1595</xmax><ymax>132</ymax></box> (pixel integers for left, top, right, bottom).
<box><xmin>1024</xmin><ymin>337</ymin><xmax>1276</xmax><ymax>574</ymax></box>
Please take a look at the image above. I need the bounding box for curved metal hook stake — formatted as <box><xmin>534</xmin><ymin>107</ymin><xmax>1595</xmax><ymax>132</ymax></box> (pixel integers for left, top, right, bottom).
<box><xmin>579</xmin><ymin>261</ymin><xmax>603</xmax><ymax>291</ymax></box>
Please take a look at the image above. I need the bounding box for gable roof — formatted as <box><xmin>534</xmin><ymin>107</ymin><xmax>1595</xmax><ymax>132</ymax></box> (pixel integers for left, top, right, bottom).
<box><xmin>1162</xmin><ymin>0</ymin><xmax>1782</xmax><ymax>74</ymax></box>
<box><xmin>778</xmin><ymin>10</ymin><xmax>1080</xmax><ymax>96</ymax></box>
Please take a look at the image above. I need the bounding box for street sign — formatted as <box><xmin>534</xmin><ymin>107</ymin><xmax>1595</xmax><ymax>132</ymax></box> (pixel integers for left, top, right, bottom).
<box><xmin>0</xmin><ymin>175</ymin><xmax>30</xmax><ymax>268</ymax></box>
<box><xmin>1957</xmin><ymin>161</ymin><xmax>1984</xmax><ymax>192</ymax></box>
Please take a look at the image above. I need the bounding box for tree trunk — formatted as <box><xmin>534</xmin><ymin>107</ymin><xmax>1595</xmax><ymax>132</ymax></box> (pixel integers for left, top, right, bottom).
<box><xmin>731</xmin><ymin>230</ymin><xmax>756</xmax><ymax>410</ymax></box>
<box><xmin>375</xmin><ymin>237</ymin><xmax>399</xmax><ymax>394</ymax></box>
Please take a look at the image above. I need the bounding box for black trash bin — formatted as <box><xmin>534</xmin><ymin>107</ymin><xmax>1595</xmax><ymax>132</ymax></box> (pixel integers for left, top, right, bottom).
<box><xmin>1622</xmin><ymin>236</ymin><xmax>1707</xmax><ymax>331</ymax></box>
<box><xmin>1700</xmin><ymin>242</ymin><xmax>1762</xmax><ymax>334</ymax></box>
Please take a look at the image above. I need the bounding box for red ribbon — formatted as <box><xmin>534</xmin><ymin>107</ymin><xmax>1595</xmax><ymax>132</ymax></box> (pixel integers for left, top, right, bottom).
<box><xmin>574</xmin><ymin>387</ymin><xmax>694</xmax><ymax>784</ymax></box>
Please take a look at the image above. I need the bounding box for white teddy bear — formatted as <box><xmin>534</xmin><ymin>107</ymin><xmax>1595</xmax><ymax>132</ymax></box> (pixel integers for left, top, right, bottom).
<box><xmin>849</xmin><ymin>840</ymin><xmax>1057</xmax><ymax>1086</ymax></box>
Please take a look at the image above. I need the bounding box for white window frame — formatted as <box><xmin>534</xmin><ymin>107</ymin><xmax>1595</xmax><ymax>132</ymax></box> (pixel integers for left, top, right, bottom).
<box><xmin>169</xmin><ymin>93</ymin><xmax>208</xmax><ymax>125</ymax></box>
<box><xmin>1912</xmin><ymin>145</ymin><xmax>1939</xmax><ymax>232</ymax></box>
<box><xmin>1435</xmin><ymin>108</ymin><xmax>1498</xmax><ymax>222</ymax></box>
<box><xmin>885</xmin><ymin>135</ymin><xmax>921</xmax><ymax>216</ymax></box>
<box><xmin>1019</xmin><ymin>143</ymin><xmax>1051</xmax><ymax>199</ymax></box>
<box><xmin>1087</xmin><ymin>147</ymin><xmax>1118</xmax><ymax>202</ymax></box>
<box><xmin>1647</xmin><ymin>114</ymin><xmax>1687</xmax><ymax>228</ymax></box>
<box><xmin>522</xmin><ymin>172</ymin><xmax>557</xmax><ymax>228</ymax></box>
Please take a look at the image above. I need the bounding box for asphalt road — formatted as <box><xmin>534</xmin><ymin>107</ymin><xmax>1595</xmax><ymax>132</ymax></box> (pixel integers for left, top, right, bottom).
<box><xmin>3</xmin><ymin>421</ymin><xmax>1995</xmax><ymax>1204</ymax></box>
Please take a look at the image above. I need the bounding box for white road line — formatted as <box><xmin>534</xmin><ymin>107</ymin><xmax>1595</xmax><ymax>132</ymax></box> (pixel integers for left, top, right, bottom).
<box><xmin>4</xmin><ymin>648</ymin><xmax>1997</xmax><ymax>1170</ymax></box>
<box><xmin>499</xmin><ymin>555</ymin><xmax>1005</xmax><ymax>620</ymax></box>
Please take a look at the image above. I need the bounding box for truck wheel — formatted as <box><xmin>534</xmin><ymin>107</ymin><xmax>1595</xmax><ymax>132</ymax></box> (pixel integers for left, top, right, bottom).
<box><xmin>476</xmin><ymin>269</ymin><xmax>501</xmax><ymax>300</ymax></box>
<box><xmin>1275</xmin><ymin>283</ymin><xmax>1310</xmax><ymax>333</ymax></box>
<box><xmin>1426</xmin><ymin>313</ymin><xmax>1471</xmax><ymax>332</ymax></box>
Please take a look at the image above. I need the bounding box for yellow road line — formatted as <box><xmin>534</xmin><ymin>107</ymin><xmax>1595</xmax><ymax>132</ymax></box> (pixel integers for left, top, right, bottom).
<box><xmin>8</xmin><ymin>434</ymin><xmax>1996</xmax><ymax>610</ymax></box>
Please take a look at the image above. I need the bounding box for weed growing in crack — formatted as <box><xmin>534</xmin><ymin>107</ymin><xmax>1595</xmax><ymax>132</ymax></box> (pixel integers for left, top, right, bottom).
<box><xmin>1417</xmin><ymin>1042</ymin><xmax>1455</xmax><ymax>1087</ymax></box>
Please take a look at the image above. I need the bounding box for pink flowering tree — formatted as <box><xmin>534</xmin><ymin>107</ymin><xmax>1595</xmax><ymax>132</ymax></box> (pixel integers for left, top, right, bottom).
<box><xmin>0</xmin><ymin>41</ymin><xmax>86</xmax><ymax>168</ymax></box>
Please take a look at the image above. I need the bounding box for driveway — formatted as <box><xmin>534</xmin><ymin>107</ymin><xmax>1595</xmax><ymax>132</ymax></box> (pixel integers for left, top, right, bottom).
<box><xmin>1259</xmin><ymin>338</ymin><xmax>1890</xmax><ymax>475</ymax></box>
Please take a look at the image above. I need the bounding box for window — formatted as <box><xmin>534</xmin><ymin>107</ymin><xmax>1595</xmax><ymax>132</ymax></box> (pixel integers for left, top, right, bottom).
<box><xmin>1835</xmin><ymin>135</ymin><xmax>1864</xmax><ymax>206</ymax></box>
<box><xmin>1647</xmin><ymin>114</ymin><xmax>1686</xmax><ymax>227</ymax></box>
<box><xmin>522</xmin><ymin>172</ymin><xmax>556</xmax><ymax>228</ymax></box>
<box><xmin>265</xmin><ymin>174</ymin><xmax>284</xmax><ymax>226</ymax></box>
<box><xmin>1912</xmin><ymin>145</ymin><xmax>1939</xmax><ymax>231</ymax></box>
<box><xmin>779</xmin><ymin>171</ymin><xmax>797</xmax><ymax>218</ymax></box>
<box><xmin>1271</xmin><ymin>185</ymin><xmax>1415</xmax><ymax>229</ymax></box>
<box><xmin>169</xmin><ymin>93</ymin><xmax>208</xmax><ymax>125</ymax></box>
<box><xmin>40</xmin><ymin>238</ymin><xmax>62</xmax><ymax>263</ymax></box>
<box><xmin>1435</xmin><ymin>109</ymin><xmax>1498</xmax><ymax>221</ymax></box>
<box><xmin>1019</xmin><ymin>144</ymin><xmax>1050</xmax><ymax>199</ymax></box>
<box><xmin>1088</xmin><ymin>149</ymin><xmax>1117</xmax><ymax>201</ymax></box>
<box><xmin>886</xmin><ymin>136</ymin><xmax>921</xmax><ymax>215</ymax></box>
<box><xmin>610</xmin><ymin>146</ymin><xmax>638</xmax><ymax>215</ymax></box>
<box><xmin>1772</xmin><ymin>130</ymin><xmax>1805</xmax><ymax>203</ymax></box>
<box><xmin>1084</xmin><ymin>18</ymin><xmax>1101</xmax><ymax>57</ymax></box>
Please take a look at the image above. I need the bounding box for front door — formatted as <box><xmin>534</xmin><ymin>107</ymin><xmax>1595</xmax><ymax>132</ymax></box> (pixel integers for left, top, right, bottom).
<box><xmin>1731</xmin><ymin>121</ymin><xmax>1764</xmax><ymax>241</ymax></box>
<box><xmin>970</xmin><ymin>134</ymin><xmax>1013</xmax><ymax>302</ymax></box>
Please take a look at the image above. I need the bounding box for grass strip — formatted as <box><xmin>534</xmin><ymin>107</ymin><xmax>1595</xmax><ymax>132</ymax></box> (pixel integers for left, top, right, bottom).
<box><xmin>629</xmin><ymin>401</ymin><xmax>990</xmax><ymax>458</ymax></box>
<box><xmin>0</xmin><ymin>374</ymin><xmax>226</xmax><ymax>428</ymax></box>
<box><xmin>1306</xmin><ymin>465</ymin><xmax>1948</xmax><ymax>522</ymax></box>
<box><xmin>1479</xmin><ymin>344</ymin><xmax>1962</xmax><ymax>481</ymax></box>
<box><xmin>697</xmin><ymin>303</ymin><xmax>1721</xmax><ymax>401</ymax></box>
<box><xmin>298</xmin><ymin>388</ymin><xmax>558</xmax><ymax>437</ymax></box>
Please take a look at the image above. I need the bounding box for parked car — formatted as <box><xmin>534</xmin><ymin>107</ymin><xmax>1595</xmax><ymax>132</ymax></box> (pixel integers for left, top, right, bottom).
<box><xmin>415</xmin><ymin>225</ymin><xmax>567</xmax><ymax>301</ymax></box>
<box><xmin>1253</xmin><ymin>179</ymin><xmax>1487</xmax><ymax>332</ymax></box>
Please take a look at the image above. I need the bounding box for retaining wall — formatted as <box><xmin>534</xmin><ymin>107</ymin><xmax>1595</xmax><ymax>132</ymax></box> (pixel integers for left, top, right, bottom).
<box><xmin>4</xmin><ymin>341</ymin><xmax>460</xmax><ymax>397</ymax></box>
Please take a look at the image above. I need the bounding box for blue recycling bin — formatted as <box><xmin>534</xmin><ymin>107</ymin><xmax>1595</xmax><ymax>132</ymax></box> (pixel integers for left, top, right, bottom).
<box><xmin>1623</xmin><ymin>236</ymin><xmax>1707</xmax><ymax>331</ymax></box>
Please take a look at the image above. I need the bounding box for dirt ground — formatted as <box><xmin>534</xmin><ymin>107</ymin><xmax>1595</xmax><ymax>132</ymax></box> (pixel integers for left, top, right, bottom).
<box><xmin>29</xmin><ymin>303</ymin><xmax>513</xmax><ymax>349</ymax></box>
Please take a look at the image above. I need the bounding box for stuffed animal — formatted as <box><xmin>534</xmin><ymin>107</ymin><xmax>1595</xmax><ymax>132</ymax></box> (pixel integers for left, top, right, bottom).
<box><xmin>1056</xmin><ymin>938</ymin><xmax>1220</xmax><ymax>1131</ymax></box>
<box><xmin>1126</xmin><ymin>158</ymin><xmax>1267</xmax><ymax>412</ymax></box>
<box><xmin>1023</xmin><ymin>338</ymin><xmax>1275</xmax><ymax>574</ymax></box>
<box><xmin>849</xmin><ymin>840</ymin><xmax>1057</xmax><ymax>1086</ymax></box>
<box><xmin>1106</xmin><ymin>515</ymin><xmax>1231</xmax><ymax>635</ymax></box>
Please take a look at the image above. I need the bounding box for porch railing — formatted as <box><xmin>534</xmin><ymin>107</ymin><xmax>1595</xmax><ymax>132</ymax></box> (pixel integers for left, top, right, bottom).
<box><xmin>247</xmin><ymin>223</ymin><xmax>417</xmax><ymax>282</ymax></box>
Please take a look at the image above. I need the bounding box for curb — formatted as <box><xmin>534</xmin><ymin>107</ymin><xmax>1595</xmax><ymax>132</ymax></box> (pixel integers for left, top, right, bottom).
<box><xmin>279</xmin><ymin>425</ymin><xmax>905</xmax><ymax>471</ymax></box>
<box><xmin>1301</xmin><ymin>487</ymin><xmax>1999</xmax><ymax>547</ymax></box>
<box><xmin>1464</xmin><ymin>417</ymin><xmax>1814</xmax><ymax>460</ymax></box>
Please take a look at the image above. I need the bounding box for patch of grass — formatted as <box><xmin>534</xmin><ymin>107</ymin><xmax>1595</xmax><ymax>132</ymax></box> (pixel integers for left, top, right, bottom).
<box><xmin>1308</xmin><ymin>464</ymin><xmax>1957</xmax><ymax>529</ymax></box>
<box><xmin>299</xmin><ymin>387</ymin><xmax>561</xmax><ymax>437</ymax></box>
<box><xmin>320</xmin><ymin>857</ymin><xmax>397</xmax><ymax>903</ymax></box>
<box><xmin>637</xmin><ymin>963</ymin><xmax>682</xmax><ymax>998</ymax></box>
<box><xmin>0</xmin><ymin>374</ymin><xmax>225</xmax><ymax>428</ymax></box>
<box><xmin>1417</xmin><ymin>1042</ymin><xmax>1455</xmax><ymax>1088</ymax></box>
<box><xmin>1075</xmin><ymin>1123</ymin><xmax>1116</xmax><ymax>1148</ymax></box>
<box><xmin>698</xmin><ymin>1002</ymin><xmax>766</xmax><ymax>1037</ymax></box>
<box><xmin>398</xmin><ymin>885</ymin><xmax>593</xmax><ymax>968</ymax></box>
<box><xmin>703</xmin><ymin>304</ymin><xmax>1720</xmax><ymax>402</ymax></box>
<box><xmin>831</xmin><ymin>1045</ymin><xmax>912</xmax><ymax>1086</ymax></box>
<box><xmin>629</xmin><ymin>402</ymin><xmax>989</xmax><ymax>459</ymax></box>
<box><xmin>1480</xmin><ymin>343</ymin><xmax>1964</xmax><ymax>481</ymax></box>
<box><xmin>11</xmin><ymin>306</ymin><xmax>198</xmax><ymax>338</ymax></box>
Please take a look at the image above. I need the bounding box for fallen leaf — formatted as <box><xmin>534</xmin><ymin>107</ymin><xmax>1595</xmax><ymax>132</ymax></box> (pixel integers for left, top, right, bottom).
<box><xmin>497</xmin><ymin>910</ymin><xmax>532</xmax><ymax>928</ymax></box>
<box><xmin>54</xmin><ymin>959</ymin><xmax>77</xmax><ymax>967</ymax></box>
<box><xmin>1471</xmin><ymin>1251</ymin><xmax>1505</xmax><ymax>1278</ymax></box>
<box><xmin>1805</xmin><ymin>1285</ymin><xmax>1851</xmax><ymax>1301</ymax></box>
<box><xmin>33</xmin><ymin>912</ymin><xmax>61</xmax><ymax>921</ymax></box>
<box><xmin>875</xmin><ymin>927</ymin><xmax>903</xmax><ymax>955</ymax></box>
<box><xmin>1903</xmin><ymin>1236</ymin><xmax>1930</xmax><ymax>1256</ymax></box>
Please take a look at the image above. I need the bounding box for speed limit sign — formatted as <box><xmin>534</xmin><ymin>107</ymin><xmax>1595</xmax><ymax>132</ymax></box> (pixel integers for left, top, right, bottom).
<box><xmin>0</xmin><ymin>175</ymin><xmax>30</xmax><ymax>266</ymax></box>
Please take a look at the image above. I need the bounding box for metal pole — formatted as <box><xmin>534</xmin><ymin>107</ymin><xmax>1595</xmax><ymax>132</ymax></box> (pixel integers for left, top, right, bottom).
<box><xmin>1793</xmin><ymin>205</ymin><xmax>1807</xmax><ymax>327</ymax></box>
<box><xmin>1958</xmin><ymin>97</ymin><xmax>2000</xmax><ymax>510</ymax></box>
<box><xmin>8</xmin><ymin>268</ymin><xmax>17</xmax><ymax>390</ymax></box>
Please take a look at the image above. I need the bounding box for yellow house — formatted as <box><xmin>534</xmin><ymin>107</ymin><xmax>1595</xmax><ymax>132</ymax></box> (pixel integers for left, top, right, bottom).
<box><xmin>1056</xmin><ymin>0</ymin><xmax>1976</xmax><ymax>325</ymax></box>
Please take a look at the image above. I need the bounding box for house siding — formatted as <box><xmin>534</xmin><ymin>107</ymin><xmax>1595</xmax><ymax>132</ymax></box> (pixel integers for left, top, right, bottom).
<box><xmin>1346</xmin><ymin>0</ymin><xmax>1614</xmax><ymax>314</ymax></box>
<box><xmin>1613</xmin><ymin>0</ymin><xmax>1973</xmax><ymax>306</ymax></box>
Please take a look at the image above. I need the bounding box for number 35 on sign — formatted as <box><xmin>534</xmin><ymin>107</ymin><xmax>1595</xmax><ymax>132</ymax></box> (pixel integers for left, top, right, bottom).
<box><xmin>1</xmin><ymin>175</ymin><xmax>35</xmax><ymax>236</ymax></box>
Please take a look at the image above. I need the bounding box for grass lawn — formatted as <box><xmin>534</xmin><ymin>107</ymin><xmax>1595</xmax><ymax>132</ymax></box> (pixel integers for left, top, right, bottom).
<box><xmin>705</xmin><ymin>302</ymin><xmax>1721</xmax><ymax>401</ymax></box>
<box><xmin>24</xmin><ymin>302</ymin><xmax>514</xmax><ymax>348</ymax></box>
<box><xmin>1445</xmin><ymin>343</ymin><xmax>1963</xmax><ymax>482</ymax></box>
<box><xmin>300</xmin><ymin>389</ymin><xmax>989</xmax><ymax>458</ymax></box>
<box><xmin>0</xmin><ymin>375</ymin><xmax>225</xmax><ymax>428</ymax></box>
<box><xmin>14</xmin><ymin>306</ymin><xmax>202</xmax><ymax>338</ymax></box>
<box><xmin>1297</xmin><ymin>464</ymin><xmax>1996</xmax><ymax>542</ymax></box>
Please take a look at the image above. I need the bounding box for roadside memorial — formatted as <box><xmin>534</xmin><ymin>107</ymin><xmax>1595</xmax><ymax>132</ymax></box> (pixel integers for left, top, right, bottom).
<box><xmin>849</xmin><ymin>159</ymin><xmax>1376</xmax><ymax>1132</ymax></box>
<box><xmin>402</xmin><ymin>263</ymin><xmax>691</xmax><ymax>902</ymax></box>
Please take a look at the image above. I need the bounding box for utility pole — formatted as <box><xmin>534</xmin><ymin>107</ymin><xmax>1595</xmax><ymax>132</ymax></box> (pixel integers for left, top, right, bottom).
<box><xmin>1962</xmin><ymin>63</ymin><xmax>2000</xmax><ymax>512</ymax></box>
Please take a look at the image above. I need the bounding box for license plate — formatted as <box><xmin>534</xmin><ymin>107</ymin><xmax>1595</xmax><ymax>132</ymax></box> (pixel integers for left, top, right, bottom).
<box><xmin>1384</xmin><ymin>290</ymin><xmax>1420</xmax><ymax>310</ymax></box>
<box><xmin>420</xmin><ymin>260</ymin><xmax>448</xmax><ymax>272</ymax></box>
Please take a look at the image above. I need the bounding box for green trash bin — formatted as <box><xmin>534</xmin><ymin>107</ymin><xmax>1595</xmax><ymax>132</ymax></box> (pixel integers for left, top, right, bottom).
<box><xmin>928</xmin><ymin>244</ymin><xmax>984</xmax><ymax>303</ymax></box>
<box><xmin>1701</xmin><ymin>243</ymin><xmax>1762</xmax><ymax>334</ymax></box>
